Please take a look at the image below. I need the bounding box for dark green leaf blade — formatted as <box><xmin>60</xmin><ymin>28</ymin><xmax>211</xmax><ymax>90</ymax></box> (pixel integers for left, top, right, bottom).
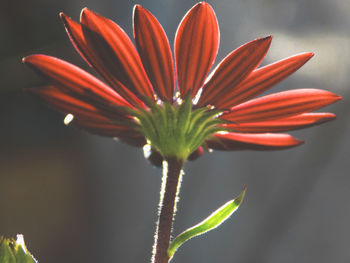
<box><xmin>167</xmin><ymin>186</ymin><xmax>247</xmax><ymax>259</ymax></box>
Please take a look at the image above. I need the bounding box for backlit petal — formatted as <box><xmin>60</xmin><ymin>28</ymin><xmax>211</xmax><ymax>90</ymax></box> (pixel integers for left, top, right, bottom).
<box><xmin>60</xmin><ymin>13</ymin><xmax>145</xmax><ymax>108</ymax></box>
<box><xmin>23</xmin><ymin>54</ymin><xmax>133</xmax><ymax>111</ymax></box>
<box><xmin>30</xmin><ymin>85</ymin><xmax>145</xmax><ymax>144</ymax></box>
<box><xmin>74</xmin><ymin>119</ymin><xmax>141</xmax><ymax>138</ymax></box>
<box><xmin>60</xmin><ymin>12</ymin><xmax>92</xmax><ymax>67</ymax></box>
<box><xmin>222</xmin><ymin>89</ymin><xmax>341</xmax><ymax>123</ymax></box>
<box><xmin>222</xmin><ymin>112</ymin><xmax>336</xmax><ymax>133</ymax></box>
<box><xmin>133</xmin><ymin>5</ymin><xmax>174</xmax><ymax>101</ymax></box>
<box><xmin>206</xmin><ymin>132</ymin><xmax>303</xmax><ymax>150</ymax></box>
<box><xmin>28</xmin><ymin>86</ymin><xmax>132</xmax><ymax>123</ymax></box>
<box><xmin>198</xmin><ymin>36</ymin><xmax>272</xmax><ymax>107</ymax></box>
<box><xmin>80</xmin><ymin>8</ymin><xmax>154</xmax><ymax>102</ymax></box>
<box><xmin>217</xmin><ymin>52</ymin><xmax>314</xmax><ymax>108</ymax></box>
<box><xmin>175</xmin><ymin>2</ymin><xmax>219</xmax><ymax>98</ymax></box>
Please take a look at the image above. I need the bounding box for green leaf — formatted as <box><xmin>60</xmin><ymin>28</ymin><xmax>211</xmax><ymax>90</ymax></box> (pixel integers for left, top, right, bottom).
<box><xmin>167</xmin><ymin>186</ymin><xmax>247</xmax><ymax>259</ymax></box>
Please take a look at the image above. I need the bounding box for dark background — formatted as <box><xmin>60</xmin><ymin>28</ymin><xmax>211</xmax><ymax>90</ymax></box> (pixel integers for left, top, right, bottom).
<box><xmin>0</xmin><ymin>0</ymin><xmax>349</xmax><ymax>262</ymax></box>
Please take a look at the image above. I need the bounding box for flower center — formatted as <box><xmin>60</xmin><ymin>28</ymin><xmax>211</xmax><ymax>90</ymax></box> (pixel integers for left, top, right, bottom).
<box><xmin>131</xmin><ymin>96</ymin><xmax>226</xmax><ymax>161</ymax></box>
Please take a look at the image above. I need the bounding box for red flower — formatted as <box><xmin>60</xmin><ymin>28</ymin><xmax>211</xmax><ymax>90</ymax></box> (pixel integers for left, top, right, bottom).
<box><xmin>23</xmin><ymin>2</ymin><xmax>341</xmax><ymax>162</ymax></box>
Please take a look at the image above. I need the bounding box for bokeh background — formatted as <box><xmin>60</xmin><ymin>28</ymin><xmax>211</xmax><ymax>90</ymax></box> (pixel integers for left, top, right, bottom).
<box><xmin>0</xmin><ymin>0</ymin><xmax>349</xmax><ymax>262</ymax></box>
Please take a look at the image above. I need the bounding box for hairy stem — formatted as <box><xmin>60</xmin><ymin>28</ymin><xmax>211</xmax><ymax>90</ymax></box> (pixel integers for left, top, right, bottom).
<box><xmin>152</xmin><ymin>157</ymin><xmax>184</xmax><ymax>263</ymax></box>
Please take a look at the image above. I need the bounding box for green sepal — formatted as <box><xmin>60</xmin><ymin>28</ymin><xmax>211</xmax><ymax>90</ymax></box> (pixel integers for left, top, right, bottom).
<box><xmin>134</xmin><ymin>110</ymin><xmax>158</xmax><ymax>144</ymax></box>
<box><xmin>189</xmin><ymin>126</ymin><xmax>226</xmax><ymax>152</ymax></box>
<box><xmin>167</xmin><ymin>186</ymin><xmax>247</xmax><ymax>259</ymax></box>
<box><xmin>164</xmin><ymin>102</ymin><xmax>176</xmax><ymax>137</ymax></box>
<box><xmin>188</xmin><ymin>107</ymin><xmax>209</xmax><ymax>130</ymax></box>
<box><xmin>149</xmin><ymin>102</ymin><xmax>167</xmax><ymax>132</ymax></box>
<box><xmin>188</xmin><ymin>117</ymin><xmax>224</xmax><ymax>140</ymax></box>
<box><xmin>176</xmin><ymin>95</ymin><xmax>192</xmax><ymax>135</ymax></box>
<box><xmin>188</xmin><ymin>109</ymin><xmax>221</xmax><ymax>135</ymax></box>
<box><xmin>127</xmin><ymin>96</ymin><xmax>225</xmax><ymax>161</ymax></box>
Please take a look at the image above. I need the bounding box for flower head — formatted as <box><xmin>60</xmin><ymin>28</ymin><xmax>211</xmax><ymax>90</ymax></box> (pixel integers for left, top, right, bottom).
<box><xmin>23</xmin><ymin>2</ymin><xmax>341</xmax><ymax>163</ymax></box>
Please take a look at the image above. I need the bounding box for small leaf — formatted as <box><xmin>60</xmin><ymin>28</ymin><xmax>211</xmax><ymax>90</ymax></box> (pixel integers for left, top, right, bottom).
<box><xmin>0</xmin><ymin>238</ymin><xmax>16</xmax><ymax>263</ymax></box>
<box><xmin>167</xmin><ymin>186</ymin><xmax>247</xmax><ymax>259</ymax></box>
<box><xmin>0</xmin><ymin>235</ymin><xmax>37</xmax><ymax>263</ymax></box>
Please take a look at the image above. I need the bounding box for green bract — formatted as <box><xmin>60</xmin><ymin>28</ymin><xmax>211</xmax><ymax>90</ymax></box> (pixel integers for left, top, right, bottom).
<box><xmin>0</xmin><ymin>236</ymin><xmax>36</xmax><ymax>263</ymax></box>
<box><xmin>131</xmin><ymin>96</ymin><xmax>227</xmax><ymax>161</ymax></box>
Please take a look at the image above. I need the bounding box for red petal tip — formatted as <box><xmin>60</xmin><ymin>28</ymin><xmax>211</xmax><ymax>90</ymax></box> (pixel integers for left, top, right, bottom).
<box><xmin>298</xmin><ymin>52</ymin><xmax>314</xmax><ymax>61</ymax></box>
<box><xmin>58</xmin><ymin>12</ymin><xmax>69</xmax><ymax>20</ymax></box>
<box><xmin>198</xmin><ymin>2</ymin><xmax>209</xmax><ymax>6</ymax></box>
<box><xmin>326</xmin><ymin>92</ymin><xmax>342</xmax><ymax>102</ymax></box>
<box><xmin>59</xmin><ymin>12</ymin><xmax>70</xmax><ymax>23</ymax></box>
<box><xmin>22</xmin><ymin>54</ymin><xmax>41</xmax><ymax>64</ymax></box>
<box><xmin>261</xmin><ymin>35</ymin><xmax>272</xmax><ymax>45</ymax></box>
<box><xmin>303</xmin><ymin>52</ymin><xmax>314</xmax><ymax>60</ymax></box>
<box><xmin>22</xmin><ymin>54</ymin><xmax>40</xmax><ymax>65</ymax></box>
<box><xmin>132</xmin><ymin>5</ymin><xmax>144</xmax><ymax>20</ymax></box>
<box><xmin>193</xmin><ymin>2</ymin><xmax>213</xmax><ymax>11</ymax></box>
<box><xmin>133</xmin><ymin>4</ymin><xmax>143</xmax><ymax>11</ymax></box>
<box><xmin>80</xmin><ymin>8</ymin><xmax>103</xmax><ymax>24</ymax></box>
<box><xmin>80</xmin><ymin>7</ymin><xmax>90</xmax><ymax>20</ymax></box>
<box><xmin>334</xmin><ymin>95</ymin><xmax>343</xmax><ymax>101</ymax></box>
<box><xmin>59</xmin><ymin>12</ymin><xmax>67</xmax><ymax>21</ymax></box>
<box><xmin>294</xmin><ymin>139</ymin><xmax>305</xmax><ymax>146</ymax></box>
<box><xmin>258</xmin><ymin>35</ymin><xmax>273</xmax><ymax>47</ymax></box>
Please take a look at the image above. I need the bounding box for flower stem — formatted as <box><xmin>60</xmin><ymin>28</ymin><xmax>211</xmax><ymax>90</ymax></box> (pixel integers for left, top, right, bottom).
<box><xmin>152</xmin><ymin>157</ymin><xmax>184</xmax><ymax>263</ymax></box>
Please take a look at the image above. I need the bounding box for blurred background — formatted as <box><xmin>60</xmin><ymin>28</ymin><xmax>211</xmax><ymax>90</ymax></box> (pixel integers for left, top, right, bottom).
<box><xmin>0</xmin><ymin>0</ymin><xmax>349</xmax><ymax>262</ymax></box>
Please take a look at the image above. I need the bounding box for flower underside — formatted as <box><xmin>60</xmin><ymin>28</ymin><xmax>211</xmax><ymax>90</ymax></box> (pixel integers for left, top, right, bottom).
<box><xmin>130</xmin><ymin>96</ymin><xmax>226</xmax><ymax>161</ymax></box>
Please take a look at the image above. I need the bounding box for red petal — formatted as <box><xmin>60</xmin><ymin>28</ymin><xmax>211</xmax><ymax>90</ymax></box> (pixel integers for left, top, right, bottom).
<box><xmin>28</xmin><ymin>86</ymin><xmax>131</xmax><ymax>123</ymax></box>
<box><xmin>23</xmin><ymin>54</ymin><xmax>134</xmax><ymax>110</ymax></box>
<box><xmin>74</xmin><ymin>119</ymin><xmax>140</xmax><ymax>138</ymax></box>
<box><xmin>29</xmin><ymin>85</ymin><xmax>144</xmax><ymax>142</ymax></box>
<box><xmin>222</xmin><ymin>89</ymin><xmax>341</xmax><ymax>123</ymax></box>
<box><xmin>198</xmin><ymin>36</ymin><xmax>272</xmax><ymax>107</ymax></box>
<box><xmin>59</xmin><ymin>12</ymin><xmax>92</xmax><ymax>67</ymax></box>
<box><xmin>133</xmin><ymin>5</ymin><xmax>174</xmax><ymax>101</ymax></box>
<box><xmin>29</xmin><ymin>86</ymin><xmax>142</xmax><ymax>139</ymax></box>
<box><xmin>60</xmin><ymin>13</ymin><xmax>145</xmax><ymax>107</ymax></box>
<box><xmin>80</xmin><ymin>8</ymin><xmax>155</xmax><ymax>102</ymax></box>
<box><xmin>222</xmin><ymin>112</ymin><xmax>336</xmax><ymax>133</ymax></box>
<box><xmin>175</xmin><ymin>2</ymin><xmax>219</xmax><ymax>98</ymax></box>
<box><xmin>217</xmin><ymin>52</ymin><xmax>314</xmax><ymax>108</ymax></box>
<box><xmin>206</xmin><ymin>132</ymin><xmax>303</xmax><ymax>151</ymax></box>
